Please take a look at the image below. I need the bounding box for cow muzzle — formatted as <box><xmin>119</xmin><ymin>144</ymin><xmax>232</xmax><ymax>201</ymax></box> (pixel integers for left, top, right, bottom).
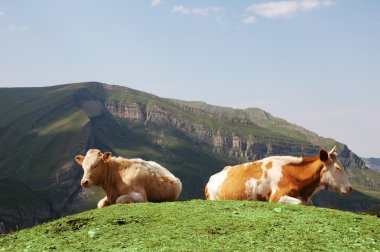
<box><xmin>341</xmin><ymin>186</ymin><xmax>353</xmax><ymax>195</ymax></box>
<box><xmin>81</xmin><ymin>179</ymin><xmax>92</xmax><ymax>188</ymax></box>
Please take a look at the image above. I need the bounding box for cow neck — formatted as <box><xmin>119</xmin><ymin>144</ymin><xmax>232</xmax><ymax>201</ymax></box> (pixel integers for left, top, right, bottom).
<box><xmin>100</xmin><ymin>159</ymin><xmax>119</xmax><ymax>203</ymax></box>
<box><xmin>283</xmin><ymin>156</ymin><xmax>325</xmax><ymax>201</ymax></box>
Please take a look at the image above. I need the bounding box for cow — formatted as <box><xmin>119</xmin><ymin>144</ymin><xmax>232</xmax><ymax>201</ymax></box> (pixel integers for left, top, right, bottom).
<box><xmin>205</xmin><ymin>146</ymin><xmax>352</xmax><ymax>205</ymax></box>
<box><xmin>75</xmin><ymin>149</ymin><xmax>182</xmax><ymax>208</ymax></box>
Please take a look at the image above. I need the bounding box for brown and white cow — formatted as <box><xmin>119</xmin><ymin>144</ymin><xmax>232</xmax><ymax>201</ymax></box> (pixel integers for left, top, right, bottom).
<box><xmin>75</xmin><ymin>149</ymin><xmax>182</xmax><ymax>208</ymax></box>
<box><xmin>205</xmin><ymin>146</ymin><xmax>352</xmax><ymax>205</ymax></box>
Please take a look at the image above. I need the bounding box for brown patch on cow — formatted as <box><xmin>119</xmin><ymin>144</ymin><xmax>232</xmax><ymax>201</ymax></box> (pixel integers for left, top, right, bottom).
<box><xmin>263</xmin><ymin>162</ymin><xmax>272</xmax><ymax>180</ymax></box>
<box><xmin>301</xmin><ymin>156</ymin><xmax>320</xmax><ymax>163</ymax></box>
<box><xmin>217</xmin><ymin>162</ymin><xmax>263</xmax><ymax>200</ymax></box>
<box><xmin>205</xmin><ymin>185</ymin><xmax>210</xmax><ymax>200</ymax></box>
<box><xmin>263</xmin><ymin>171</ymin><xmax>268</xmax><ymax>179</ymax></box>
<box><xmin>271</xmin><ymin>155</ymin><xmax>325</xmax><ymax>202</ymax></box>
<box><xmin>265</xmin><ymin>162</ymin><xmax>273</xmax><ymax>169</ymax></box>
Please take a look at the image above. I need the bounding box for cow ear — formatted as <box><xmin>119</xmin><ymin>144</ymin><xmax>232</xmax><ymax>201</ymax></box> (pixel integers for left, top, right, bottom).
<box><xmin>319</xmin><ymin>150</ymin><xmax>329</xmax><ymax>162</ymax></box>
<box><xmin>103</xmin><ymin>152</ymin><xmax>112</xmax><ymax>162</ymax></box>
<box><xmin>75</xmin><ymin>155</ymin><xmax>84</xmax><ymax>165</ymax></box>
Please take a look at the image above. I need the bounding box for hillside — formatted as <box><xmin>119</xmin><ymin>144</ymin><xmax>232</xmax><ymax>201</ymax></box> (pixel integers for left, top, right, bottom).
<box><xmin>363</xmin><ymin>157</ymin><xmax>380</xmax><ymax>173</ymax></box>
<box><xmin>0</xmin><ymin>201</ymin><xmax>379</xmax><ymax>251</ymax></box>
<box><xmin>1</xmin><ymin>82</ymin><xmax>380</xmax><ymax>233</ymax></box>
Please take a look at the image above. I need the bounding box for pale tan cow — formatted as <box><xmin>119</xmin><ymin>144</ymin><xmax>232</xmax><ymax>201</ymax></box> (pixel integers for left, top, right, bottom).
<box><xmin>75</xmin><ymin>149</ymin><xmax>182</xmax><ymax>208</ymax></box>
<box><xmin>205</xmin><ymin>146</ymin><xmax>352</xmax><ymax>205</ymax></box>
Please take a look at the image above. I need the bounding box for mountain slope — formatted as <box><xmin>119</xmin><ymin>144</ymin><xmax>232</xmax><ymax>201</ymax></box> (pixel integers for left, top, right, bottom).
<box><xmin>363</xmin><ymin>157</ymin><xmax>380</xmax><ymax>173</ymax></box>
<box><xmin>1</xmin><ymin>82</ymin><xmax>380</xmax><ymax>233</ymax></box>
<box><xmin>1</xmin><ymin>201</ymin><xmax>379</xmax><ymax>251</ymax></box>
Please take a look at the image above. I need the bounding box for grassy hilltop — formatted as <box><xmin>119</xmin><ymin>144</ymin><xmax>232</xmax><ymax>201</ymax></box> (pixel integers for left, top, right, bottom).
<box><xmin>0</xmin><ymin>200</ymin><xmax>379</xmax><ymax>251</ymax></box>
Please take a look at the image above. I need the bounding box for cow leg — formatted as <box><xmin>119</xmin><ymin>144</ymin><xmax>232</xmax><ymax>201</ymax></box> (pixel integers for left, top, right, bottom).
<box><xmin>97</xmin><ymin>196</ymin><xmax>110</xmax><ymax>208</ymax></box>
<box><xmin>306</xmin><ymin>198</ymin><xmax>313</xmax><ymax>206</ymax></box>
<box><xmin>278</xmin><ymin>195</ymin><xmax>304</xmax><ymax>205</ymax></box>
<box><xmin>116</xmin><ymin>192</ymin><xmax>147</xmax><ymax>204</ymax></box>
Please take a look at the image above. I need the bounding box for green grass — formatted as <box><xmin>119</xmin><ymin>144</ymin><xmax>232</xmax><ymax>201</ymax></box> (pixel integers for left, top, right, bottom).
<box><xmin>1</xmin><ymin>200</ymin><xmax>379</xmax><ymax>251</ymax></box>
<box><xmin>368</xmin><ymin>204</ymin><xmax>380</xmax><ymax>217</ymax></box>
<box><xmin>31</xmin><ymin>107</ymin><xmax>88</xmax><ymax>136</ymax></box>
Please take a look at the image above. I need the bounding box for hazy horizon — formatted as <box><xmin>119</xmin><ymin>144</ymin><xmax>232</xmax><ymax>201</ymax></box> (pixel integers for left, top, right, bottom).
<box><xmin>0</xmin><ymin>1</ymin><xmax>379</xmax><ymax>157</ymax></box>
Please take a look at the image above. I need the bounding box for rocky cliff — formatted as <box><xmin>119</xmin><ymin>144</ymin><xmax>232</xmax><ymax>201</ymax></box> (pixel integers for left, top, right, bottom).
<box><xmin>103</xmin><ymin>98</ymin><xmax>364</xmax><ymax>169</ymax></box>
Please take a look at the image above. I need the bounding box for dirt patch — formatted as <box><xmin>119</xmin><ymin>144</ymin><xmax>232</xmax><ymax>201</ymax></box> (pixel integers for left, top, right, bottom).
<box><xmin>207</xmin><ymin>226</ymin><xmax>228</xmax><ymax>236</ymax></box>
<box><xmin>49</xmin><ymin>217</ymin><xmax>94</xmax><ymax>234</ymax></box>
<box><xmin>111</xmin><ymin>216</ymin><xmax>143</xmax><ymax>226</ymax></box>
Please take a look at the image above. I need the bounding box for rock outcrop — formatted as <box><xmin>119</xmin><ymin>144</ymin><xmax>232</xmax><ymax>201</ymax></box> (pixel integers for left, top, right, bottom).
<box><xmin>104</xmin><ymin>101</ymin><xmax>352</xmax><ymax>163</ymax></box>
<box><xmin>106</xmin><ymin>101</ymin><xmax>146</xmax><ymax>120</ymax></box>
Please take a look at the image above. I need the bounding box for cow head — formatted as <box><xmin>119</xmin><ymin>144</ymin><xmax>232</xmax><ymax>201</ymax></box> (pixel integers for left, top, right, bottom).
<box><xmin>75</xmin><ymin>149</ymin><xmax>112</xmax><ymax>188</ymax></box>
<box><xmin>319</xmin><ymin>146</ymin><xmax>353</xmax><ymax>195</ymax></box>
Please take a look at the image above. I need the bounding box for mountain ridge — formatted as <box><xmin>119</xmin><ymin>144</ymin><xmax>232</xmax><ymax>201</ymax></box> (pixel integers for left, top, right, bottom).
<box><xmin>363</xmin><ymin>157</ymin><xmax>380</xmax><ymax>173</ymax></box>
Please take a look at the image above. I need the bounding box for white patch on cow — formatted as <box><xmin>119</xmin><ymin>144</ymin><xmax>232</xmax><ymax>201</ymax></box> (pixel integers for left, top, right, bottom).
<box><xmin>263</xmin><ymin>156</ymin><xmax>302</xmax><ymax>194</ymax></box>
<box><xmin>258</xmin><ymin>181</ymin><xmax>271</xmax><ymax>197</ymax></box>
<box><xmin>266</xmin><ymin>162</ymin><xmax>283</xmax><ymax>193</ymax></box>
<box><xmin>206</xmin><ymin>170</ymin><xmax>228</xmax><ymax>200</ymax></box>
<box><xmin>245</xmin><ymin>175</ymin><xmax>272</xmax><ymax>200</ymax></box>
<box><xmin>263</xmin><ymin>156</ymin><xmax>302</xmax><ymax>166</ymax></box>
<box><xmin>116</xmin><ymin>192</ymin><xmax>147</xmax><ymax>203</ymax></box>
<box><xmin>146</xmin><ymin>160</ymin><xmax>177</xmax><ymax>179</ymax></box>
<box><xmin>245</xmin><ymin>178</ymin><xmax>258</xmax><ymax>199</ymax></box>
<box><xmin>138</xmin><ymin>159</ymin><xmax>182</xmax><ymax>198</ymax></box>
<box><xmin>128</xmin><ymin>158</ymin><xmax>178</xmax><ymax>180</ymax></box>
<box><xmin>244</xmin><ymin>162</ymin><xmax>253</xmax><ymax>167</ymax></box>
<box><xmin>278</xmin><ymin>195</ymin><xmax>303</xmax><ymax>205</ymax></box>
<box><xmin>245</xmin><ymin>178</ymin><xmax>257</xmax><ymax>188</ymax></box>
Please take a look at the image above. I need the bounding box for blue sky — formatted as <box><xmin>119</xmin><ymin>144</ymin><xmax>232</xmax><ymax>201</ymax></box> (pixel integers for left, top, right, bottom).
<box><xmin>0</xmin><ymin>0</ymin><xmax>379</xmax><ymax>157</ymax></box>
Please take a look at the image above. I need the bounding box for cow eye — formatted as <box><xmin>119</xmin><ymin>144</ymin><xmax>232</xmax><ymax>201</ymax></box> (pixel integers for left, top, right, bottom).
<box><xmin>92</xmin><ymin>164</ymin><xmax>98</xmax><ymax>169</ymax></box>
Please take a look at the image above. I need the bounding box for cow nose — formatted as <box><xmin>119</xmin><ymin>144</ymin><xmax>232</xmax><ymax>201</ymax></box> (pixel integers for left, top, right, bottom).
<box><xmin>346</xmin><ymin>186</ymin><xmax>353</xmax><ymax>194</ymax></box>
<box><xmin>343</xmin><ymin>186</ymin><xmax>353</xmax><ymax>195</ymax></box>
<box><xmin>81</xmin><ymin>179</ymin><xmax>90</xmax><ymax>188</ymax></box>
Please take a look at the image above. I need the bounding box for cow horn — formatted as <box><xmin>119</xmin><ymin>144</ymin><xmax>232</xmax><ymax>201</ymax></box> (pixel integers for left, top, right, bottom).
<box><xmin>328</xmin><ymin>146</ymin><xmax>337</xmax><ymax>156</ymax></box>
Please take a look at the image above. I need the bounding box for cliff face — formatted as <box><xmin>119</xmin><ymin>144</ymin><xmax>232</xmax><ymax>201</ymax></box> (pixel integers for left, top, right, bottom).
<box><xmin>103</xmin><ymin>100</ymin><xmax>362</xmax><ymax>168</ymax></box>
<box><xmin>105</xmin><ymin>101</ymin><xmax>146</xmax><ymax>120</ymax></box>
